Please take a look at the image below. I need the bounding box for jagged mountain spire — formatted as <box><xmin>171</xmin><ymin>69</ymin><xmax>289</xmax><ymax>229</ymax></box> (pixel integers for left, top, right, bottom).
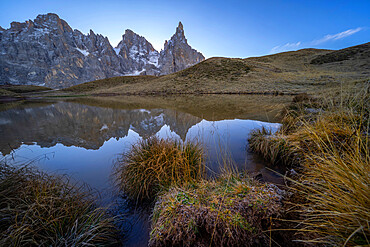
<box><xmin>178</xmin><ymin>21</ymin><xmax>183</xmax><ymax>30</ymax></box>
<box><xmin>173</xmin><ymin>21</ymin><xmax>186</xmax><ymax>43</ymax></box>
<box><xmin>114</xmin><ymin>22</ymin><xmax>204</xmax><ymax>76</ymax></box>
<box><xmin>158</xmin><ymin>21</ymin><xmax>204</xmax><ymax>75</ymax></box>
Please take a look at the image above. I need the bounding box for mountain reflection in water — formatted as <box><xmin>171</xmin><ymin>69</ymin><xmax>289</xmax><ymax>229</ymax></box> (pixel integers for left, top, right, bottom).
<box><xmin>0</xmin><ymin>95</ymin><xmax>290</xmax><ymax>247</ymax></box>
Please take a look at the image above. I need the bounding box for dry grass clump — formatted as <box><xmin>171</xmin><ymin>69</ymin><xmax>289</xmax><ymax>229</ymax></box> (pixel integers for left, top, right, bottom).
<box><xmin>291</xmin><ymin>109</ymin><xmax>369</xmax><ymax>246</ymax></box>
<box><xmin>248</xmin><ymin>127</ymin><xmax>299</xmax><ymax>167</ymax></box>
<box><xmin>249</xmin><ymin>82</ymin><xmax>369</xmax><ymax>167</ymax></box>
<box><xmin>248</xmin><ymin>93</ymin><xmax>319</xmax><ymax>167</ymax></box>
<box><xmin>0</xmin><ymin>163</ymin><xmax>119</xmax><ymax>246</ymax></box>
<box><xmin>149</xmin><ymin>173</ymin><xmax>285</xmax><ymax>247</ymax></box>
<box><xmin>115</xmin><ymin>136</ymin><xmax>204</xmax><ymax>202</ymax></box>
<box><xmin>249</xmin><ymin>82</ymin><xmax>369</xmax><ymax>245</ymax></box>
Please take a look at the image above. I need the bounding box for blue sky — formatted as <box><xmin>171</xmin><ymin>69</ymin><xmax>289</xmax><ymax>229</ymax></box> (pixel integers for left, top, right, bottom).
<box><xmin>0</xmin><ymin>0</ymin><xmax>369</xmax><ymax>58</ymax></box>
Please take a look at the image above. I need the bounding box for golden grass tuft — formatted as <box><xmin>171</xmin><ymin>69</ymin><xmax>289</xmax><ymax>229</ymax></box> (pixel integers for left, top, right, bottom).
<box><xmin>0</xmin><ymin>163</ymin><xmax>119</xmax><ymax>246</ymax></box>
<box><xmin>291</xmin><ymin>109</ymin><xmax>370</xmax><ymax>246</ymax></box>
<box><xmin>249</xmin><ymin>81</ymin><xmax>370</xmax><ymax>245</ymax></box>
<box><xmin>248</xmin><ymin>127</ymin><xmax>299</xmax><ymax>167</ymax></box>
<box><xmin>114</xmin><ymin>136</ymin><xmax>204</xmax><ymax>202</ymax></box>
<box><xmin>149</xmin><ymin>172</ymin><xmax>285</xmax><ymax>247</ymax></box>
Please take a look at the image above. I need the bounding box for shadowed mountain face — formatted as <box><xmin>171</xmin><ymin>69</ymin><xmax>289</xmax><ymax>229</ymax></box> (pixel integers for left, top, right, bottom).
<box><xmin>0</xmin><ymin>13</ymin><xmax>204</xmax><ymax>88</ymax></box>
<box><xmin>309</xmin><ymin>42</ymin><xmax>370</xmax><ymax>73</ymax></box>
<box><xmin>0</xmin><ymin>101</ymin><xmax>202</xmax><ymax>155</ymax></box>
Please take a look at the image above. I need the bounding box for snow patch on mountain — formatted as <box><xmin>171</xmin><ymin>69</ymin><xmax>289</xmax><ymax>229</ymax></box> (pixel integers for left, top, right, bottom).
<box><xmin>76</xmin><ymin>48</ymin><xmax>90</xmax><ymax>57</ymax></box>
<box><xmin>125</xmin><ymin>69</ymin><xmax>145</xmax><ymax>76</ymax></box>
<box><xmin>113</xmin><ymin>47</ymin><xmax>120</xmax><ymax>55</ymax></box>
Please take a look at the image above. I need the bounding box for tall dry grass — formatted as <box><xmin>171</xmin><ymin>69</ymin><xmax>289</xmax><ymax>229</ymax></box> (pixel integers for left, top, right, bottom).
<box><xmin>0</xmin><ymin>163</ymin><xmax>119</xmax><ymax>246</ymax></box>
<box><xmin>250</xmin><ymin>81</ymin><xmax>369</xmax><ymax>245</ymax></box>
<box><xmin>114</xmin><ymin>136</ymin><xmax>204</xmax><ymax>202</ymax></box>
<box><xmin>247</xmin><ymin>94</ymin><xmax>317</xmax><ymax>167</ymax></box>
<box><xmin>291</xmin><ymin>105</ymin><xmax>369</xmax><ymax>246</ymax></box>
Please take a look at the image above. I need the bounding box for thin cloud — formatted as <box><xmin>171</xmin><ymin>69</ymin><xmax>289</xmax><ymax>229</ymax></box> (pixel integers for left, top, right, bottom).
<box><xmin>311</xmin><ymin>27</ymin><xmax>363</xmax><ymax>45</ymax></box>
<box><xmin>270</xmin><ymin>41</ymin><xmax>301</xmax><ymax>54</ymax></box>
<box><xmin>270</xmin><ymin>27</ymin><xmax>362</xmax><ymax>54</ymax></box>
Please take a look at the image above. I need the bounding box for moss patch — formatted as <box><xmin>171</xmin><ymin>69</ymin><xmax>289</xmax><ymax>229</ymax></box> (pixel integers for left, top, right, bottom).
<box><xmin>150</xmin><ymin>174</ymin><xmax>284</xmax><ymax>247</ymax></box>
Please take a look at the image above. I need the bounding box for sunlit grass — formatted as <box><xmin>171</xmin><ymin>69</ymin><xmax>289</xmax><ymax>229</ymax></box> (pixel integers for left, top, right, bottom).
<box><xmin>0</xmin><ymin>163</ymin><xmax>119</xmax><ymax>246</ymax></box>
<box><xmin>114</xmin><ymin>136</ymin><xmax>204</xmax><ymax>202</ymax></box>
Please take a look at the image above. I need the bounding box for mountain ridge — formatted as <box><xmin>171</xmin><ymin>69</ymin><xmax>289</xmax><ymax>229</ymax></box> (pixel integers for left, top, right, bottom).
<box><xmin>62</xmin><ymin>42</ymin><xmax>370</xmax><ymax>95</ymax></box>
<box><xmin>0</xmin><ymin>13</ymin><xmax>205</xmax><ymax>88</ymax></box>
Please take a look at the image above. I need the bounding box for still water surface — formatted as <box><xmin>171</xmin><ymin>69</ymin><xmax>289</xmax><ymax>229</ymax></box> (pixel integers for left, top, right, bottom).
<box><xmin>0</xmin><ymin>95</ymin><xmax>291</xmax><ymax>246</ymax></box>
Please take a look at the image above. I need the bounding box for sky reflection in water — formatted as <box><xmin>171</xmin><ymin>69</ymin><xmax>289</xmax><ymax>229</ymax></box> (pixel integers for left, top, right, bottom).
<box><xmin>0</xmin><ymin>100</ymin><xmax>284</xmax><ymax>246</ymax></box>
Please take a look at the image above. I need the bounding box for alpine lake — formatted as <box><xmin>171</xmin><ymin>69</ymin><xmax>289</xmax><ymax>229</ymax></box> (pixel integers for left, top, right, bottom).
<box><xmin>0</xmin><ymin>94</ymin><xmax>292</xmax><ymax>246</ymax></box>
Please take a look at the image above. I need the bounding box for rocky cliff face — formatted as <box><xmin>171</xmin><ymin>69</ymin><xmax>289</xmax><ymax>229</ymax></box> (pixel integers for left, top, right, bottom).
<box><xmin>159</xmin><ymin>22</ymin><xmax>205</xmax><ymax>75</ymax></box>
<box><xmin>0</xmin><ymin>13</ymin><xmax>205</xmax><ymax>88</ymax></box>
<box><xmin>0</xmin><ymin>13</ymin><xmax>126</xmax><ymax>88</ymax></box>
<box><xmin>115</xmin><ymin>29</ymin><xmax>160</xmax><ymax>75</ymax></box>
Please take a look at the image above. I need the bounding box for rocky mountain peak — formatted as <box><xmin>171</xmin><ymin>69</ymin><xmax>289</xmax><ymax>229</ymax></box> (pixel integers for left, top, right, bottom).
<box><xmin>177</xmin><ymin>21</ymin><xmax>184</xmax><ymax>31</ymax></box>
<box><xmin>35</xmin><ymin>13</ymin><xmax>60</xmax><ymax>23</ymax></box>
<box><xmin>122</xmin><ymin>29</ymin><xmax>154</xmax><ymax>49</ymax></box>
<box><xmin>0</xmin><ymin>13</ymin><xmax>125</xmax><ymax>88</ymax></box>
<box><xmin>158</xmin><ymin>22</ymin><xmax>205</xmax><ymax>74</ymax></box>
<box><xmin>33</xmin><ymin>13</ymin><xmax>72</xmax><ymax>33</ymax></box>
<box><xmin>115</xmin><ymin>29</ymin><xmax>160</xmax><ymax>75</ymax></box>
<box><xmin>120</xmin><ymin>29</ymin><xmax>154</xmax><ymax>51</ymax></box>
<box><xmin>9</xmin><ymin>21</ymin><xmax>27</xmax><ymax>32</ymax></box>
<box><xmin>171</xmin><ymin>21</ymin><xmax>186</xmax><ymax>44</ymax></box>
<box><xmin>0</xmin><ymin>14</ymin><xmax>204</xmax><ymax>88</ymax></box>
<box><xmin>124</xmin><ymin>29</ymin><xmax>135</xmax><ymax>37</ymax></box>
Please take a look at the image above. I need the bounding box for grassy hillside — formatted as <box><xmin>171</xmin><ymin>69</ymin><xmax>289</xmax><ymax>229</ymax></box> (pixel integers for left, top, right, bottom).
<box><xmin>59</xmin><ymin>42</ymin><xmax>370</xmax><ymax>95</ymax></box>
<box><xmin>311</xmin><ymin>42</ymin><xmax>370</xmax><ymax>65</ymax></box>
<box><xmin>64</xmin><ymin>75</ymin><xmax>157</xmax><ymax>93</ymax></box>
<box><xmin>0</xmin><ymin>85</ymin><xmax>52</xmax><ymax>96</ymax></box>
